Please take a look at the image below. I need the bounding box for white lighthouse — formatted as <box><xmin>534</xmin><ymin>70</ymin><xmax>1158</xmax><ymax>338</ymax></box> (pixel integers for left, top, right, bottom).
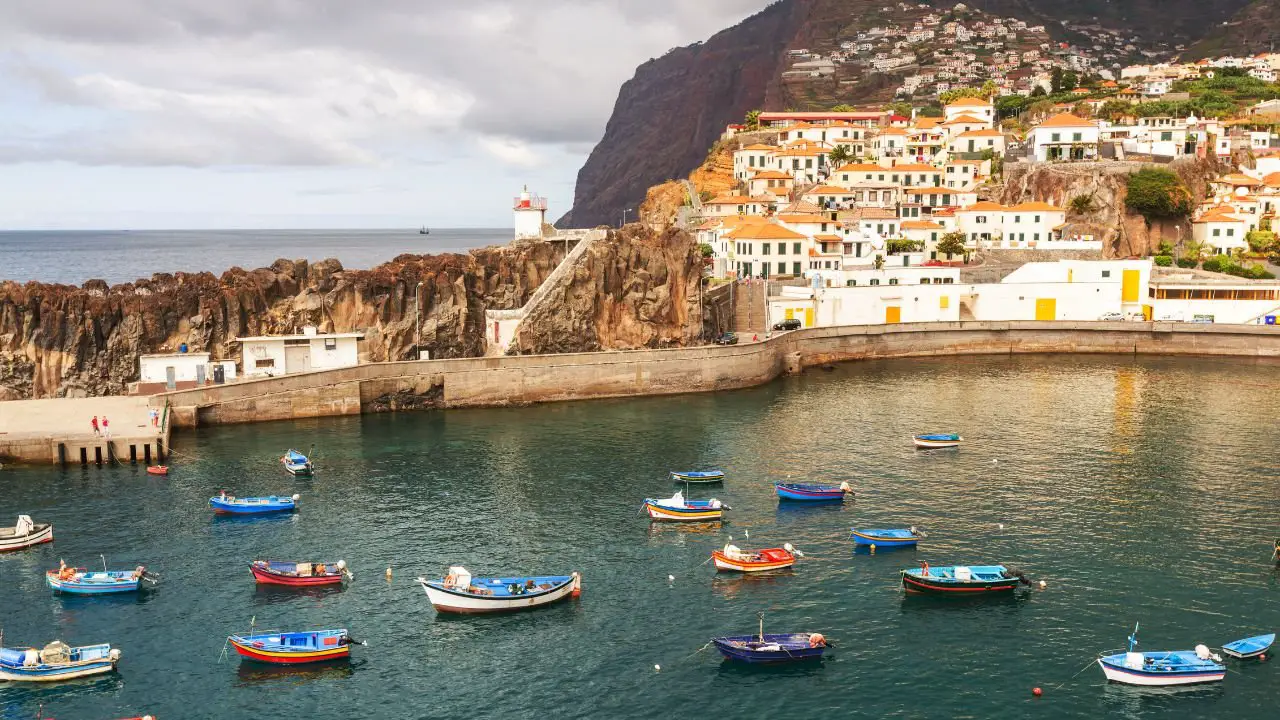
<box><xmin>513</xmin><ymin>186</ymin><xmax>548</xmax><ymax>240</ymax></box>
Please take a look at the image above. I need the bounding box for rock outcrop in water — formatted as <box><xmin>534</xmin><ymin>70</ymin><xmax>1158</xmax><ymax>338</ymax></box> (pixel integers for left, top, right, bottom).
<box><xmin>0</xmin><ymin>241</ymin><xmax>565</xmax><ymax>400</ymax></box>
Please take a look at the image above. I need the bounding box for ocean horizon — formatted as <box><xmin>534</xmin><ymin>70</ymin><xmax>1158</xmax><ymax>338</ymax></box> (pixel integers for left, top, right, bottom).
<box><xmin>0</xmin><ymin>227</ymin><xmax>514</xmax><ymax>286</ymax></box>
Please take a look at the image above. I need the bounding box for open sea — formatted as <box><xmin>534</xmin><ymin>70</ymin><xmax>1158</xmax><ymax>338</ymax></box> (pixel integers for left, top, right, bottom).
<box><xmin>0</xmin><ymin>229</ymin><xmax>511</xmax><ymax>286</ymax></box>
<box><xmin>1</xmin><ymin>354</ymin><xmax>1278</xmax><ymax>718</ymax></box>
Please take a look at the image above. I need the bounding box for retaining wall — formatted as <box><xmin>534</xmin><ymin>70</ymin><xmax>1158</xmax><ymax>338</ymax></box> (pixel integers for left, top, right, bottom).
<box><xmin>155</xmin><ymin>321</ymin><xmax>1280</xmax><ymax>428</ymax></box>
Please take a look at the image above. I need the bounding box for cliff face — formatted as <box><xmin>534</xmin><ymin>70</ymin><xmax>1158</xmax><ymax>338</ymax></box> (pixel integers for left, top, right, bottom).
<box><xmin>1183</xmin><ymin>0</ymin><xmax>1280</xmax><ymax>61</ymax></box>
<box><xmin>509</xmin><ymin>226</ymin><xmax>704</xmax><ymax>354</ymax></box>
<box><xmin>0</xmin><ymin>241</ymin><xmax>565</xmax><ymax>400</ymax></box>
<box><xmin>998</xmin><ymin>158</ymin><xmax>1223</xmax><ymax>257</ymax></box>
<box><xmin>563</xmin><ymin>0</ymin><xmax>1249</xmax><ymax>230</ymax></box>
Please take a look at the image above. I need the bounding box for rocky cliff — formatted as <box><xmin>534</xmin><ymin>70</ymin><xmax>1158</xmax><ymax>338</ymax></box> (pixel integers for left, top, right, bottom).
<box><xmin>0</xmin><ymin>241</ymin><xmax>566</xmax><ymax>400</ymax></box>
<box><xmin>562</xmin><ymin>0</ymin><xmax>1249</xmax><ymax>230</ymax></box>
<box><xmin>998</xmin><ymin>158</ymin><xmax>1223</xmax><ymax>257</ymax></box>
<box><xmin>1183</xmin><ymin>0</ymin><xmax>1280</xmax><ymax>61</ymax></box>
<box><xmin>509</xmin><ymin>226</ymin><xmax>705</xmax><ymax>354</ymax></box>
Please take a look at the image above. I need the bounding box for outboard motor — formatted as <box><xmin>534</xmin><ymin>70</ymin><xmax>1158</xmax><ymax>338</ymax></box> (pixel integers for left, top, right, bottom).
<box><xmin>1002</xmin><ymin>567</ymin><xmax>1033</xmax><ymax>586</ymax></box>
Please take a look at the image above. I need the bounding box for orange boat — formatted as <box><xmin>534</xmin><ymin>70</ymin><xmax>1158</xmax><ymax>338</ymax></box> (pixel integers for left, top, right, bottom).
<box><xmin>146</xmin><ymin>466</ymin><xmax>168</xmax><ymax>476</ymax></box>
<box><xmin>712</xmin><ymin>542</ymin><xmax>801</xmax><ymax>573</ymax></box>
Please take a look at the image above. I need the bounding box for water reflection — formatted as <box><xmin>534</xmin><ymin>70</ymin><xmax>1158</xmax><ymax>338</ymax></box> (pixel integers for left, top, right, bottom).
<box><xmin>251</xmin><ymin>584</ymin><xmax>346</xmax><ymax>606</ymax></box>
<box><xmin>234</xmin><ymin>659</ymin><xmax>356</xmax><ymax>685</ymax></box>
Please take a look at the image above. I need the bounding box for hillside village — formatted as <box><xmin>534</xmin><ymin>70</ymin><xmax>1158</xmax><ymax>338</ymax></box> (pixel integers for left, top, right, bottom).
<box><xmin>654</xmin><ymin>42</ymin><xmax>1280</xmax><ymax>331</ymax></box>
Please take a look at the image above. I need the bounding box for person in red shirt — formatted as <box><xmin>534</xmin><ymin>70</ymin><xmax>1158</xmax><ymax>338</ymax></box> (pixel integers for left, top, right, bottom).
<box><xmin>91</xmin><ymin>416</ymin><xmax>100</xmax><ymax>436</ymax></box>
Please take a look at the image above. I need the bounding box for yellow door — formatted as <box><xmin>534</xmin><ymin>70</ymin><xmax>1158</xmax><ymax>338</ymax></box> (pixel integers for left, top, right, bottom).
<box><xmin>805</xmin><ymin>308</ymin><xmax>814</xmax><ymax>327</ymax></box>
<box><xmin>1142</xmin><ymin>304</ymin><xmax>1153</xmax><ymax>321</ymax></box>
<box><xmin>785</xmin><ymin>308</ymin><xmax>795</xmax><ymax>320</ymax></box>
<box><xmin>1121</xmin><ymin>269</ymin><xmax>1139</xmax><ymax>303</ymax></box>
<box><xmin>1035</xmin><ymin>298</ymin><xmax>1056</xmax><ymax>321</ymax></box>
<box><xmin>886</xmin><ymin>306</ymin><xmax>901</xmax><ymax>324</ymax></box>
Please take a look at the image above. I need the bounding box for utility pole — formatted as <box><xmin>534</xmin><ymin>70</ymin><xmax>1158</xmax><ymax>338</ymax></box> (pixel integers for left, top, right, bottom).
<box><xmin>414</xmin><ymin>281</ymin><xmax>424</xmax><ymax>360</ymax></box>
<box><xmin>621</xmin><ymin>208</ymin><xmax>633</xmax><ymax>227</ymax></box>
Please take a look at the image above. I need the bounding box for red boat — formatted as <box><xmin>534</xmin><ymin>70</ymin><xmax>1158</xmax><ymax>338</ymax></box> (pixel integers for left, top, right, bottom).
<box><xmin>251</xmin><ymin>560</ymin><xmax>350</xmax><ymax>587</ymax></box>
<box><xmin>711</xmin><ymin>543</ymin><xmax>800</xmax><ymax>573</ymax></box>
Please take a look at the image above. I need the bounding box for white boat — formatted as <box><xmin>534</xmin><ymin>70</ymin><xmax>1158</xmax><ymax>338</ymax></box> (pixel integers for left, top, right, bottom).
<box><xmin>1097</xmin><ymin>625</ymin><xmax>1225</xmax><ymax>686</ymax></box>
<box><xmin>0</xmin><ymin>641</ymin><xmax>120</xmax><ymax>682</ymax></box>
<box><xmin>0</xmin><ymin>515</ymin><xmax>54</xmax><ymax>552</ymax></box>
<box><xmin>415</xmin><ymin>567</ymin><xmax>581</xmax><ymax>614</ymax></box>
<box><xmin>913</xmin><ymin>433</ymin><xmax>962</xmax><ymax>449</ymax></box>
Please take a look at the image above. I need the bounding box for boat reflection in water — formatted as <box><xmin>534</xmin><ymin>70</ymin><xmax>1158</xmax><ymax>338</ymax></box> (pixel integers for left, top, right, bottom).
<box><xmin>235</xmin><ymin>659</ymin><xmax>357</xmax><ymax>685</ymax></box>
<box><xmin>251</xmin><ymin>583</ymin><xmax>345</xmax><ymax>606</ymax></box>
<box><xmin>710</xmin><ymin>570</ymin><xmax>795</xmax><ymax>601</ymax></box>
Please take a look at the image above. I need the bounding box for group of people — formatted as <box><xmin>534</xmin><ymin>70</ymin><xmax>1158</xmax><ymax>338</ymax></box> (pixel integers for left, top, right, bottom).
<box><xmin>87</xmin><ymin>408</ymin><xmax>163</xmax><ymax>438</ymax></box>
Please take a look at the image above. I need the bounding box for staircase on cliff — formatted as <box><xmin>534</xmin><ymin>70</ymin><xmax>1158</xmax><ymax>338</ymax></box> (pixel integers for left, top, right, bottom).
<box><xmin>732</xmin><ymin>279</ymin><xmax>768</xmax><ymax>336</ymax></box>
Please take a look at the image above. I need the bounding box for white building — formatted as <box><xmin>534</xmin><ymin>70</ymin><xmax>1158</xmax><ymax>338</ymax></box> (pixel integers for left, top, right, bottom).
<box><xmin>1149</xmin><ymin>275</ymin><xmax>1280</xmax><ymax>323</ymax></box>
<box><xmin>733</xmin><ymin>144</ymin><xmax>778</xmax><ymax>181</ymax></box>
<box><xmin>942</xmin><ymin>97</ymin><xmax>995</xmax><ymax>126</ymax></box>
<box><xmin>138</xmin><ymin>352</ymin><xmax>236</xmax><ymax>387</ymax></box>
<box><xmin>1191</xmin><ymin>206</ymin><xmax>1250</xmax><ymax>255</ymax></box>
<box><xmin>513</xmin><ymin>187</ymin><xmax>547</xmax><ymax>240</ymax></box>
<box><xmin>237</xmin><ymin>327</ymin><xmax>364</xmax><ymax>377</ymax></box>
<box><xmin>1028</xmin><ymin>113</ymin><xmax>1100</xmax><ymax>161</ymax></box>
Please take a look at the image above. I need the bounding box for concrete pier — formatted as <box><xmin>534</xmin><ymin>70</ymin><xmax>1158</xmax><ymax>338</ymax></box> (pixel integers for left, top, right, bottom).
<box><xmin>0</xmin><ymin>396</ymin><xmax>170</xmax><ymax>467</ymax></box>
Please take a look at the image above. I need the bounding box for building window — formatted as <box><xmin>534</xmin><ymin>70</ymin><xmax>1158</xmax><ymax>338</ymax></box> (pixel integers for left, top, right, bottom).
<box><xmin>778</xmin><ymin>262</ymin><xmax>786</xmax><ymax>274</ymax></box>
<box><xmin>777</xmin><ymin>242</ymin><xmax>786</xmax><ymax>255</ymax></box>
<box><xmin>889</xmin><ymin>278</ymin><xmax>899</xmax><ymax>285</ymax></box>
<box><xmin>870</xmin><ymin>279</ymin><xmax>880</xmax><ymax>286</ymax></box>
<box><xmin>1014</xmin><ymin>215</ymin><xmax>1021</xmax><ymax>223</ymax></box>
<box><xmin>793</xmin><ymin>262</ymin><xmax>801</xmax><ymax>275</ymax></box>
<box><xmin>943</xmin><ymin>277</ymin><xmax>953</xmax><ymax>284</ymax></box>
<box><xmin>762</xmin><ymin>244</ymin><xmax>771</xmax><ymax>255</ymax></box>
<box><xmin>1051</xmin><ymin>133</ymin><xmax>1060</xmax><ymax>142</ymax></box>
<box><xmin>1101</xmin><ymin>270</ymin><xmax>1110</xmax><ymax>278</ymax></box>
<box><xmin>284</xmin><ymin>338</ymin><xmax>309</xmax><ymax>347</ymax></box>
<box><xmin>793</xmin><ymin>242</ymin><xmax>802</xmax><ymax>255</ymax></box>
<box><xmin>1212</xmin><ymin>228</ymin><xmax>1220</xmax><ymax>237</ymax></box>
<box><xmin>324</xmin><ymin>338</ymin><xmax>337</xmax><ymax>351</ymax></box>
<box><xmin>1226</xmin><ymin>229</ymin><xmax>1234</xmax><ymax>237</ymax></box>
<box><xmin>1072</xmin><ymin>132</ymin><xmax>1082</xmax><ymax>142</ymax></box>
<box><xmin>976</xmin><ymin>215</ymin><xmax>987</xmax><ymax>224</ymax></box>
<box><xmin>255</xmin><ymin>358</ymin><xmax>276</xmax><ymax>368</ymax></box>
<box><xmin>849</xmin><ymin>279</ymin><xmax>857</xmax><ymax>286</ymax></box>
<box><xmin>921</xmin><ymin>277</ymin><xmax>931</xmax><ymax>284</ymax></box>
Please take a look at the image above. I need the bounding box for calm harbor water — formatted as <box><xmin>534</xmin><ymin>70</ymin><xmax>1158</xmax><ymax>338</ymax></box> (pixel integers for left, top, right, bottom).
<box><xmin>0</xmin><ymin>228</ymin><xmax>510</xmax><ymax>286</ymax></box>
<box><xmin>1</xmin><ymin>354</ymin><xmax>1278</xmax><ymax>719</ymax></box>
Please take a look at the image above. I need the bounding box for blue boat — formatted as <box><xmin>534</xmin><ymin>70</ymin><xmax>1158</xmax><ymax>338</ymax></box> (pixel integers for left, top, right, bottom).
<box><xmin>711</xmin><ymin>614</ymin><xmax>828</xmax><ymax>664</ymax></box>
<box><xmin>850</xmin><ymin>527</ymin><xmax>924</xmax><ymax>548</ymax></box>
<box><xmin>775</xmin><ymin>482</ymin><xmax>851</xmax><ymax>502</ymax></box>
<box><xmin>210</xmin><ymin>492</ymin><xmax>299</xmax><ymax>515</ymax></box>
<box><xmin>1098</xmin><ymin>625</ymin><xmax>1225</xmax><ymax>686</ymax></box>
<box><xmin>0</xmin><ymin>641</ymin><xmax>120</xmax><ymax>682</ymax></box>
<box><xmin>914</xmin><ymin>433</ymin><xmax>961</xmax><ymax>449</ymax></box>
<box><xmin>901</xmin><ymin>563</ymin><xmax>1029</xmax><ymax>594</ymax></box>
<box><xmin>1222</xmin><ymin>633</ymin><xmax>1274</xmax><ymax>659</ymax></box>
<box><xmin>46</xmin><ymin>560</ymin><xmax>158</xmax><ymax>595</ymax></box>
<box><xmin>228</xmin><ymin>629</ymin><xmax>358</xmax><ymax>665</ymax></box>
<box><xmin>281</xmin><ymin>449</ymin><xmax>313</xmax><ymax>476</ymax></box>
<box><xmin>670</xmin><ymin>470</ymin><xmax>725</xmax><ymax>484</ymax></box>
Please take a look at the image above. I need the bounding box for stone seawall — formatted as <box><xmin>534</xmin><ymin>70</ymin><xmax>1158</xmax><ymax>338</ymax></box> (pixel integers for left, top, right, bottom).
<box><xmin>153</xmin><ymin>321</ymin><xmax>1280</xmax><ymax>428</ymax></box>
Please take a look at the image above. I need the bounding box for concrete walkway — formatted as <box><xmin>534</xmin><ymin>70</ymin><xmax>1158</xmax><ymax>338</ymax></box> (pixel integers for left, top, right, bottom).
<box><xmin>0</xmin><ymin>396</ymin><xmax>169</xmax><ymax>466</ymax></box>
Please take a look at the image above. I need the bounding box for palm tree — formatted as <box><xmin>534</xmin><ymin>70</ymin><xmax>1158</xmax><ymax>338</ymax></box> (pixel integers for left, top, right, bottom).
<box><xmin>828</xmin><ymin>144</ymin><xmax>853</xmax><ymax>167</ymax></box>
<box><xmin>744</xmin><ymin>110</ymin><xmax>761</xmax><ymax>131</ymax></box>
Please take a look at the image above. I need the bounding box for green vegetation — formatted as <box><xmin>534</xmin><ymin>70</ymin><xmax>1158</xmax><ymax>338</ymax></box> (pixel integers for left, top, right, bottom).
<box><xmin>698</xmin><ymin>243</ymin><xmax>714</xmax><ymax>259</ymax></box>
<box><xmin>828</xmin><ymin>144</ymin><xmax>854</xmax><ymax>167</ymax></box>
<box><xmin>1050</xmin><ymin>68</ymin><xmax>1079</xmax><ymax>94</ymax></box>
<box><xmin>1068</xmin><ymin>194</ymin><xmax>1097</xmax><ymax>215</ymax></box>
<box><xmin>1095</xmin><ymin>99</ymin><xmax>1133</xmax><ymax>122</ymax></box>
<box><xmin>744</xmin><ymin>109</ymin><xmax>760</xmax><ymax>131</ymax></box>
<box><xmin>887</xmin><ymin>239</ymin><xmax>924</xmax><ymax>254</ymax></box>
<box><xmin>1175</xmin><ymin>257</ymin><xmax>1199</xmax><ymax>268</ymax></box>
<box><xmin>1124</xmin><ymin>168</ymin><xmax>1193</xmax><ymax>222</ymax></box>
<box><xmin>1246</xmin><ymin>230</ymin><xmax>1277</xmax><ymax>254</ymax></box>
<box><xmin>1202</xmin><ymin>255</ymin><xmax>1276</xmax><ymax>279</ymax></box>
<box><xmin>831</xmin><ymin>104</ymin><xmax>857</xmax><ymax>112</ymax></box>
<box><xmin>1153</xmin><ymin>255</ymin><xmax>1173</xmax><ymax>267</ymax></box>
<box><xmin>936</xmin><ymin>231</ymin><xmax>967</xmax><ymax>258</ymax></box>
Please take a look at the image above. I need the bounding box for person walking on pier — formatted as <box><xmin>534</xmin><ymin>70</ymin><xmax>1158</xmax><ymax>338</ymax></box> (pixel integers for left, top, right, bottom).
<box><xmin>102</xmin><ymin>416</ymin><xmax>110</xmax><ymax>440</ymax></box>
<box><xmin>91</xmin><ymin>415</ymin><xmax>100</xmax><ymax>436</ymax></box>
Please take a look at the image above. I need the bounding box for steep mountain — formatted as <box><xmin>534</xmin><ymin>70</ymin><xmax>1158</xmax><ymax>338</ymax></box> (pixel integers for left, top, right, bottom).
<box><xmin>1183</xmin><ymin>0</ymin><xmax>1280</xmax><ymax>61</ymax></box>
<box><xmin>561</xmin><ymin>0</ymin><xmax>1251</xmax><ymax>229</ymax></box>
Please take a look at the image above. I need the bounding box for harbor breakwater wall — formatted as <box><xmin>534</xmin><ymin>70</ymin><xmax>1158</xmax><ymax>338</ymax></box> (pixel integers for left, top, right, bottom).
<box><xmin>156</xmin><ymin>321</ymin><xmax>1280</xmax><ymax>428</ymax></box>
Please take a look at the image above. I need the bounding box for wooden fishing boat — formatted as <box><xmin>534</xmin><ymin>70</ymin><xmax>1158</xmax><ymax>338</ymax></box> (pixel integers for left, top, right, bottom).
<box><xmin>850</xmin><ymin>527</ymin><xmax>924</xmax><ymax>548</ymax></box>
<box><xmin>712</xmin><ymin>543</ymin><xmax>800</xmax><ymax>573</ymax></box>
<box><xmin>251</xmin><ymin>559</ymin><xmax>350</xmax><ymax>587</ymax></box>
<box><xmin>1098</xmin><ymin>625</ymin><xmax>1225</xmax><ymax>686</ymax></box>
<box><xmin>712</xmin><ymin>614</ymin><xmax>828</xmax><ymax>664</ymax></box>
<box><xmin>415</xmin><ymin>567</ymin><xmax>581</xmax><ymax>614</ymax></box>
<box><xmin>228</xmin><ymin>629</ymin><xmax>357</xmax><ymax>665</ymax></box>
<box><xmin>145</xmin><ymin>465</ymin><xmax>168</xmax><ymax>476</ymax></box>
<box><xmin>913</xmin><ymin>433</ymin><xmax>961</xmax><ymax>449</ymax></box>
<box><xmin>1222</xmin><ymin>633</ymin><xmax>1274</xmax><ymax>659</ymax></box>
<box><xmin>775</xmin><ymin>482</ymin><xmax>851</xmax><ymax>502</ymax></box>
<box><xmin>46</xmin><ymin>561</ymin><xmax>158</xmax><ymax>595</ymax></box>
<box><xmin>280</xmin><ymin>449</ymin><xmax>313</xmax><ymax>476</ymax></box>
<box><xmin>900</xmin><ymin>562</ymin><xmax>1029</xmax><ymax>594</ymax></box>
<box><xmin>670</xmin><ymin>470</ymin><xmax>725</xmax><ymax>484</ymax></box>
<box><xmin>0</xmin><ymin>641</ymin><xmax>120</xmax><ymax>682</ymax></box>
<box><xmin>642</xmin><ymin>491</ymin><xmax>727</xmax><ymax>522</ymax></box>
<box><xmin>210</xmin><ymin>492</ymin><xmax>299</xmax><ymax>515</ymax></box>
<box><xmin>0</xmin><ymin>515</ymin><xmax>53</xmax><ymax>552</ymax></box>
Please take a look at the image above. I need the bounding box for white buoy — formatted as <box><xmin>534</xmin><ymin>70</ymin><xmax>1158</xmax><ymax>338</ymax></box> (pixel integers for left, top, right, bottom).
<box><xmin>744</xmin><ymin>529</ymin><xmax>749</xmax><ymax>540</ymax></box>
<box><xmin>998</xmin><ymin>523</ymin><xmax>1004</xmax><ymax>530</ymax></box>
<box><xmin>654</xmin><ymin>664</ymin><xmax>661</xmax><ymax>672</ymax></box>
<box><xmin>1039</xmin><ymin>580</ymin><xmax>1047</xmax><ymax>589</ymax></box>
<box><xmin>385</xmin><ymin>567</ymin><xmax>392</xmax><ymax>581</ymax></box>
<box><xmin>668</xmin><ymin>574</ymin><xmax>675</xmax><ymax>583</ymax></box>
<box><xmin>992</xmin><ymin>459</ymin><xmax>998</xmax><ymax>464</ymax></box>
<box><xmin>291</xmin><ymin>493</ymin><xmax>301</xmax><ymax>501</ymax></box>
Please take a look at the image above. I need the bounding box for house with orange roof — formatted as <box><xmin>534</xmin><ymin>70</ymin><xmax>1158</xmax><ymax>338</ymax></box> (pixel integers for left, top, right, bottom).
<box><xmin>733</xmin><ymin>144</ymin><xmax>778</xmax><ymax>181</ymax></box>
<box><xmin>1191</xmin><ymin>206</ymin><xmax>1249</xmax><ymax>255</ymax></box>
<box><xmin>772</xmin><ymin>145</ymin><xmax>831</xmax><ymax>184</ymax></box>
<box><xmin>942</xmin><ymin>96</ymin><xmax>995</xmax><ymax>126</ymax></box>
<box><xmin>947</xmin><ymin>128</ymin><xmax>1006</xmax><ymax>157</ymax></box>
<box><xmin>872</xmin><ymin>127</ymin><xmax>909</xmax><ymax>163</ymax></box>
<box><xmin>1028</xmin><ymin>114</ymin><xmax>1100</xmax><ymax>162</ymax></box>
<box><xmin>703</xmin><ymin>194</ymin><xmax>771</xmax><ymax>218</ymax></box>
<box><xmin>800</xmin><ymin>184</ymin><xmax>858</xmax><ymax>209</ymax></box>
<box><xmin>944</xmin><ymin>159</ymin><xmax>990</xmax><ymax>189</ymax></box>
<box><xmin>723</xmin><ymin>221</ymin><xmax>811</xmax><ymax>279</ymax></box>
<box><xmin>746</xmin><ymin>170</ymin><xmax>795</xmax><ymax>199</ymax></box>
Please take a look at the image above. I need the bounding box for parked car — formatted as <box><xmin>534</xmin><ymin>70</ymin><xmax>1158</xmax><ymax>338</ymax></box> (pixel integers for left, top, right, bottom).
<box><xmin>1098</xmin><ymin>311</ymin><xmax>1124</xmax><ymax>321</ymax></box>
<box><xmin>772</xmin><ymin>318</ymin><xmax>802</xmax><ymax>331</ymax></box>
<box><xmin>713</xmin><ymin>332</ymin><xmax>739</xmax><ymax>346</ymax></box>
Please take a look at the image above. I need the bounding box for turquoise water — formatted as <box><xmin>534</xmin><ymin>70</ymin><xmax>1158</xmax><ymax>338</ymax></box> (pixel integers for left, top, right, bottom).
<box><xmin>1</xmin><ymin>355</ymin><xmax>1278</xmax><ymax>719</ymax></box>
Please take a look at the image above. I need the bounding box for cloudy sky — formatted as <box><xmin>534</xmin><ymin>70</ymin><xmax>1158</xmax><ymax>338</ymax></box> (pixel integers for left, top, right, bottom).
<box><xmin>0</xmin><ymin>1</ymin><xmax>770</xmax><ymax>229</ymax></box>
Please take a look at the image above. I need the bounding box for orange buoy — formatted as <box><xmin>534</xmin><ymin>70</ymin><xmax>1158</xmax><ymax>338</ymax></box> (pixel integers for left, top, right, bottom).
<box><xmin>146</xmin><ymin>465</ymin><xmax>169</xmax><ymax>476</ymax></box>
<box><xmin>1033</xmin><ymin>687</ymin><xmax>1042</xmax><ymax>697</ymax></box>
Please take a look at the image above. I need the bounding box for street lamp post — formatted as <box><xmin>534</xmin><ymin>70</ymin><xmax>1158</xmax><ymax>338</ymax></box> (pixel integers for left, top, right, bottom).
<box><xmin>621</xmin><ymin>208</ymin><xmax>633</xmax><ymax>227</ymax></box>
<box><xmin>414</xmin><ymin>281</ymin><xmax>424</xmax><ymax>360</ymax></box>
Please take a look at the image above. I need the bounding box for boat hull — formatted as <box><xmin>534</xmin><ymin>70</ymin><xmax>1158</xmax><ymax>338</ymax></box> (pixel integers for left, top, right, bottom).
<box><xmin>0</xmin><ymin>524</ymin><xmax>54</xmax><ymax>552</ymax></box>
<box><xmin>712</xmin><ymin>551</ymin><xmax>796</xmax><ymax>573</ymax></box>
<box><xmin>1222</xmin><ymin>633</ymin><xmax>1275</xmax><ymax>659</ymax></box>
<box><xmin>0</xmin><ymin>660</ymin><xmax>117</xmax><ymax>682</ymax></box>
<box><xmin>283</xmin><ymin>463</ymin><xmax>312</xmax><ymax>476</ymax></box>
<box><xmin>913</xmin><ymin>438</ymin><xmax>960</xmax><ymax>449</ymax></box>
<box><xmin>670</xmin><ymin>471</ymin><xmax>724</xmax><ymax>484</ymax></box>
<box><xmin>901</xmin><ymin>574</ymin><xmax>1020</xmax><ymax>594</ymax></box>
<box><xmin>210</xmin><ymin>497</ymin><xmax>297</xmax><ymax>515</ymax></box>
<box><xmin>46</xmin><ymin>572</ymin><xmax>140</xmax><ymax>595</ymax></box>
<box><xmin>1098</xmin><ymin>659</ymin><xmax>1225</xmax><ymax>686</ymax></box>
<box><xmin>229</xmin><ymin>639</ymin><xmax>349</xmax><ymax>665</ymax></box>
<box><xmin>644</xmin><ymin>501</ymin><xmax>723</xmax><ymax>522</ymax></box>
<box><xmin>850</xmin><ymin>530</ymin><xmax>920</xmax><ymax>548</ymax></box>
<box><xmin>420</xmin><ymin>574</ymin><xmax>581</xmax><ymax>614</ymax></box>
<box><xmin>251</xmin><ymin>564</ymin><xmax>344</xmax><ymax>587</ymax></box>
<box><xmin>775</xmin><ymin>484</ymin><xmax>846</xmax><ymax>502</ymax></box>
<box><xmin>712</xmin><ymin>634</ymin><xmax>826</xmax><ymax>664</ymax></box>
<box><xmin>146</xmin><ymin>466</ymin><xmax>168</xmax><ymax>476</ymax></box>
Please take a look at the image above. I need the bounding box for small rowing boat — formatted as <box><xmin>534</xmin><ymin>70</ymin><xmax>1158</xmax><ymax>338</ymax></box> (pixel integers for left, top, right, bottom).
<box><xmin>145</xmin><ymin>465</ymin><xmax>168</xmax><ymax>476</ymax></box>
<box><xmin>280</xmin><ymin>449</ymin><xmax>313</xmax><ymax>476</ymax></box>
<box><xmin>913</xmin><ymin>433</ymin><xmax>961</xmax><ymax>449</ymax></box>
<box><xmin>415</xmin><ymin>567</ymin><xmax>582</xmax><ymax>614</ymax></box>
<box><xmin>0</xmin><ymin>640</ymin><xmax>120</xmax><ymax>682</ymax></box>
<box><xmin>670</xmin><ymin>470</ymin><xmax>725</xmax><ymax>484</ymax></box>
<box><xmin>642</xmin><ymin>491</ymin><xmax>727</xmax><ymax>522</ymax></box>
<box><xmin>712</xmin><ymin>542</ymin><xmax>800</xmax><ymax>573</ymax></box>
<box><xmin>46</xmin><ymin>560</ymin><xmax>158</xmax><ymax>595</ymax></box>
<box><xmin>210</xmin><ymin>492</ymin><xmax>299</xmax><ymax>515</ymax></box>
<box><xmin>0</xmin><ymin>515</ymin><xmax>53</xmax><ymax>552</ymax></box>
<box><xmin>901</xmin><ymin>562</ymin><xmax>1029</xmax><ymax>595</ymax></box>
<box><xmin>251</xmin><ymin>559</ymin><xmax>351</xmax><ymax>587</ymax></box>
<box><xmin>1221</xmin><ymin>633</ymin><xmax>1274</xmax><ymax>659</ymax></box>
<box><xmin>712</xmin><ymin>614</ymin><xmax>828</xmax><ymax>664</ymax></box>
<box><xmin>775</xmin><ymin>482</ymin><xmax>851</xmax><ymax>502</ymax></box>
<box><xmin>850</xmin><ymin>527</ymin><xmax>924</xmax><ymax>548</ymax></box>
<box><xmin>1098</xmin><ymin>624</ymin><xmax>1225</xmax><ymax>686</ymax></box>
<box><xmin>228</xmin><ymin>629</ymin><xmax>358</xmax><ymax>665</ymax></box>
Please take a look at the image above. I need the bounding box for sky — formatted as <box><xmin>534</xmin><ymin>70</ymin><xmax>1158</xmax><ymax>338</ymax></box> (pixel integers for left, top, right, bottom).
<box><xmin>0</xmin><ymin>0</ymin><xmax>770</xmax><ymax>230</ymax></box>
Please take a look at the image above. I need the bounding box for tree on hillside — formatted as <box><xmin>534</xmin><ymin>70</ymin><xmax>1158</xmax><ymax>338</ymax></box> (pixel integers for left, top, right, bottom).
<box><xmin>1125</xmin><ymin>168</ymin><xmax>1193</xmax><ymax>224</ymax></box>
<box><xmin>831</xmin><ymin>103</ymin><xmax>857</xmax><ymax>112</ymax></box>
<box><xmin>980</xmin><ymin>79</ymin><xmax>998</xmax><ymax>98</ymax></box>
<box><xmin>887</xmin><ymin>101</ymin><xmax>913</xmax><ymax>118</ymax></box>
<box><xmin>744</xmin><ymin>109</ymin><xmax>761</xmax><ymax>131</ymax></box>
<box><xmin>1027</xmin><ymin>99</ymin><xmax>1055</xmax><ymax>119</ymax></box>
<box><xmin>936</xmin><ymin>231</ymin><xmax>967</xmax><ymax>259</ymax></box>
<box><xmin>829</xmin><ymin>144</ymin><xmax>853</xmax><ymax>167</ymax></box>
<box><xmin>1072</xmin><ymin>101</ymin><xmax>1092</xmax><ymax>118</ymax></box>
<box><xmin>939</xmin><ymin>87</ymin><xmax>985</xmax><ymax>105</ymax></box>
<box><xmin>1096</xmin><ymin>99</ymin><xmax>1132</xmax><ymax>122</ymax></box>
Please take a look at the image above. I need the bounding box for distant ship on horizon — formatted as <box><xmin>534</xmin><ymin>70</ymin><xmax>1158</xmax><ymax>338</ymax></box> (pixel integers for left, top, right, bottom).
<box><xmin>418</xmin><ymin>226</ymin><xmax>430</xmax><ymax>235</ymax></box>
